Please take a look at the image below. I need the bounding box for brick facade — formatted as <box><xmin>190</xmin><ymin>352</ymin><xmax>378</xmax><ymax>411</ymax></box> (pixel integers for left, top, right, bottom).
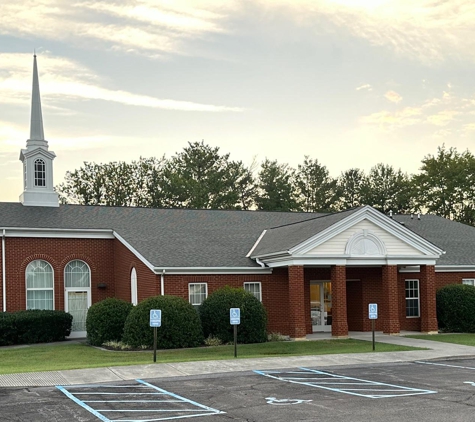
<box><xmin>1</xmin><ymin>236</ymin><xmax>474</xmax><ymax>337</ymax></box>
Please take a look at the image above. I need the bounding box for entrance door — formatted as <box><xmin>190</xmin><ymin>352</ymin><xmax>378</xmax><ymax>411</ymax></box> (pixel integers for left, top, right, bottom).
<box><xmin>310</xmin><ymin>282</ymin><xmax>332</xmax><ymax>332</ymax></box>
<box><xmin>65</xmin><ymin>289</ymin><xmax>91</xmax><ymax>338</ymax></box>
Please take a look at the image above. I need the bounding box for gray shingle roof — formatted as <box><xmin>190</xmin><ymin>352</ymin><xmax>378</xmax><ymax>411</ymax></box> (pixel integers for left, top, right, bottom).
<box><xmin>2</xmin><ymin>202</ymin><xmax>475</xmax><ymax>267</ymax></box>
<box><xmin>250</xmin><ymin>208</ymin><xmax>360</xmax><ymax>257</ymax></box>
<box><xmin>0</xmin><ymin>202</ymin><xmax>321</xmax><ymax>268</ymax></box>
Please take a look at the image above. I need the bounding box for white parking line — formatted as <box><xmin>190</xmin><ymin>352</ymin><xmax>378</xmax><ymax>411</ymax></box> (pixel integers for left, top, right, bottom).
<box><xmin>254</xmin><ymin>368</ymin><xmax>437</xmax><ymax>399</ymax></box>
<box><xmin>57</xmin><ymin>379</ymin><xmax>225</xmax><ymax>421</ymax></box>
<box><xmin>415</xmin><ymin>361</ymin><xmax>475</xmax><ymax>371</ymax></box>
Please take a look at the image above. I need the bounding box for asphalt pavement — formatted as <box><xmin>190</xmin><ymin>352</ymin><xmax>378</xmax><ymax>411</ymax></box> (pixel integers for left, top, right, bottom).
<box><xmin>1</xmin><ymin>331</ymin><xmax>474</xmax><ymax>387</ymax></box>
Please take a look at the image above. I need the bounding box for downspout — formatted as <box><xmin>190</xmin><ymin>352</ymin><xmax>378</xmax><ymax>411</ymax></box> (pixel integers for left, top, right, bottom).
<box><xmin>255</xmin><ymin>258</ymin><xmax>266</xmax><ymax>268</ymax></box>
<box><xmin>2</xmin><ymin>229</ymin><xmax>6</xmax><ymax>312</ymax></box>
<box><xmin>160</xmin><ymin>270</ymin><xmax>165</xmax><ymax>296</ymax></box>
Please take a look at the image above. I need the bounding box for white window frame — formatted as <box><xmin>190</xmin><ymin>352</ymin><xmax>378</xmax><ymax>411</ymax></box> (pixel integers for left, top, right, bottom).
<box><xmin>26</xmin><ymin>259</ymin><xmax>54</xmax><ymax>310</ymax></box>
<box><xmin>462</xmin><ymin>279</ymin><xmax>475</xmax><ymax>286</ymax></box>
<box><xmin>244</xmin><ymin>282</ymin><xmax>262</xmax><ymax>302</ymax></box>
<box><xmin>188</xmin><ymin>283</ymin><xmax>208</xmax><ymax>308</ymax></box>
<box><xmin>131</xmin><ymin>268</ymin><xmax>138</xmax><ymax>305</ymax></box>
<box><xmin>64</xmin><ymin>260</ymin><xmax>91</xmax><ymax>288</ymax></box>
<box><xmin>405</xmin><ymin>279</ymin><xmax>420</xmax><ymax>318</ymax></box>
<box><xmin>34</xmin><ymin>158</ymin><xmax>46</xmax><ymax>187</ymax></box>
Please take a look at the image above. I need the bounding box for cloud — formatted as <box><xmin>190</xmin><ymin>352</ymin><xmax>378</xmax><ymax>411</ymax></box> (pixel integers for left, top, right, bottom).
<box><xmin>356</xmin><ymin>84</ymin><xmax>372</xmax><ymax>91</ymax></box>
<box><xmin>384</xmin><ymin>90</ymin><xmax>402</xmax><ymax>103</ymax></box>
<box><xmin>0</xmin><ymin>53</ymin><xmax>244</xmax><ymax>112</ymax></box>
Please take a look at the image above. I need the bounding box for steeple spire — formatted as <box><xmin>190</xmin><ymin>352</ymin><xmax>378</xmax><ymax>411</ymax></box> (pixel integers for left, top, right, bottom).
<box><xmin>19</xmin><ymin>54</ymin><xmax>59</xmax><ymax>207</ymax></box>
<box><xmin>28</xmin><ymin>54</ymin><xmax>46</xmax><ymax>145</ymax></box>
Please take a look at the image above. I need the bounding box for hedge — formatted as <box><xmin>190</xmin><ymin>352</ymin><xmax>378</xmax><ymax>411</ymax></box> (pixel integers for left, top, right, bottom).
<box><xmin>437</xmin><ymin>284</ymin><xmax>475</xmax><ymax>332</ymax></box>
<box><xmin>0</xmin><ymin>310</ymin><xmax>73</xmax><ymax>346</ymax></box>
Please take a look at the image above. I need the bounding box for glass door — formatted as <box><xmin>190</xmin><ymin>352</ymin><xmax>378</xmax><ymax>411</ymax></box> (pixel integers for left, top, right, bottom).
<box><xmin>65</xmin><ymin>289</ymin><xmax>90</xmax><ymax>338</ymax></box>
<box><xmin>310</xmin><ymin>282</ymin><xmax>332</xmax><ymax>332</ymax></box>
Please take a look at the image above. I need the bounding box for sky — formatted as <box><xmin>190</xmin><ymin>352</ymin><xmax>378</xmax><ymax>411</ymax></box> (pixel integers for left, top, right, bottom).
<box><xmin>1</xmin><ymin>0</ymin><xmax>475</xmax><ymax>202</ymax></box>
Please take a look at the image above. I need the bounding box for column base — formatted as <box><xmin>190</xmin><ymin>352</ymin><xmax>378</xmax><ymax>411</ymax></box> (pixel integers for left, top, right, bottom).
<box><xmin>421</xmin><ymin>331</ymin><xmax>439</xmax><ymax>335</ymax></box>
<box><xmin>291</xmin><ymin>337</ymin><xmax>308</xmax><ymax>341</ymax></box>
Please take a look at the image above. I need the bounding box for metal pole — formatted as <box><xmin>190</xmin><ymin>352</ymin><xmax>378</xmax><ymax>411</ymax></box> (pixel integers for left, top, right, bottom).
<box><xmin>234</xmin><ymin>325</ymin><xmax>237</xmax><ymax>358</ymax></box>
<box><xmin>372</xmin><ymin>319</ymin><xmax>375</xmax><ymax>351</ymax></box>
<box><xmin>153</xmin><ymin>327</ymin><xmax>157</xmax><ymax>362</ymax></box>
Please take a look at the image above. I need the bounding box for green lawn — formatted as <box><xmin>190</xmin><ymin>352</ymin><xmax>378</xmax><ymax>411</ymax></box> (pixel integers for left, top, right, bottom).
<box><xmin>0</xmin><ymin>339</ymin><xmax>421</xmax><ymax>375</ymax></box>
<box><xmin>407</xmin><ymin>333</ymin><xmax>475</xmax><ymax>346</ymax></box>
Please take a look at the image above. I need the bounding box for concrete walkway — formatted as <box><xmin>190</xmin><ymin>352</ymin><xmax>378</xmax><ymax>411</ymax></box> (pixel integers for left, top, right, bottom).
<box><xmin>1</xmin><ymin>332</ymin><xmax>475</xmax><ymax>387</ymax></box>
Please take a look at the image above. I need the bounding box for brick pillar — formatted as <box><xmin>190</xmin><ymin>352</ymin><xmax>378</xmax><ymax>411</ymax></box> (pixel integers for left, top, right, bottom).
<box><xmin>382</xmin><ymin>265</ymin><xmax>400</xmax><ymax>335</ymax></box>
<box><xmin>420</xmin><ymin>265</ymin><xmax>438</xmax><ymax>333</ymax></box>
<box><xmin>288</xmin><ymin>266</ymin><xmax>307</xmax><ymax>339</ymax></box>
<box><xmin>331</xmin><ymin>265</ymin><xmax>348</xmax><ymax>338</ymax></box>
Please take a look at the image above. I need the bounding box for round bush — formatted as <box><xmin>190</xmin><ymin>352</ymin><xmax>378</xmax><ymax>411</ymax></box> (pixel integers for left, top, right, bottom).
<box><xmin>122</xmin><ymin>295</ymin><xmax>204</xmax><ymax>349</ymax></box>
<box><xmin>86</xmin><ymin>298</ymin><xmax>133</xmax><ymax>346</ymax></box>
<box><xmin>437</xmin><ymin>284</ymin><xmax>475</xmax><ymax>332</ymax></box>
<box><xmin>199</xmin><ymin>286</ymin><xmax>267</xmax><ymax>344</ymax></box>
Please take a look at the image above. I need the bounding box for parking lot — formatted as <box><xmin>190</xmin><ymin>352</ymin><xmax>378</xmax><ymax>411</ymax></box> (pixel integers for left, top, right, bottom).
<box><xmin>2</xmin><ymin>358</ymin><xmax>475</xmax><ymax>421</ymax></box>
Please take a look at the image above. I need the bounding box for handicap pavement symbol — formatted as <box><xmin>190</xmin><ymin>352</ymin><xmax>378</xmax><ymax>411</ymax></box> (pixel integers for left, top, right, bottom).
<box><xmin>265</xmin><ymin>397</ymin><xmax>312</xmax><ymax>405</ymax></box>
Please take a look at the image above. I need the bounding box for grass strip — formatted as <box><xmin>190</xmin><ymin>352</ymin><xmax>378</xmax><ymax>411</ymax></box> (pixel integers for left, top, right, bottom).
<box><xmin>0</xmin><ymin>339</ymin><xmax>421</xmax><ymax>375</ymax></box>
<box><xmin>407</xmin><ymin>333</ymin><xmax>475</xmax><ymax>346</ymax></box>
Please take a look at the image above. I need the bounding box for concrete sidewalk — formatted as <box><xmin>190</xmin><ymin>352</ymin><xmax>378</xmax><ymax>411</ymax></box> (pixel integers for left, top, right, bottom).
<box><xmin>1</xmin><ymin>332</ymin><xmax>475</xmax><ymax>387</ymax></box>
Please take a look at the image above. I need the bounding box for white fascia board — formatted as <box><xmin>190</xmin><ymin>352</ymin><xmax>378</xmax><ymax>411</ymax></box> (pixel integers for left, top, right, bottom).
<box><xmin>246</xmin><ymin>230</ymin><xmax>267</xmax><ymax>258</ymax></box>
<box><xmin>153</xmin><ymin>267</ymin><xmax>273</xmax><ymax>275</ymax></box>
<box><xmin>262</xmin><ymin>254</ymin><xmax>438</xmax><ymax>268</ymax></box>
<box><xmin>1</xmin><ymin>227</ymin><xmax>114</xmax><ymax>239</ymax></box>
<box><xmin>290</xmin><ymin>206</ymin><xmax>444</xmax><ymax>257</ymax></box>
<box><xmin>435</xmin><ymin>265</ymin><xmax>475</xmax><ymax>273</ymax></box>
<box><xmin>113</xmin><ymin>231</ymin><xmax>156</xmax><ymax>273</ymax></box>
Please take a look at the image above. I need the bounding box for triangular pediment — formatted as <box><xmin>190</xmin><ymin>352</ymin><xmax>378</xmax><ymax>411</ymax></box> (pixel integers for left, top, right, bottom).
<box><xmin>251</xmin><ymin>206</ymin><xmax>444</xmax><ymax>267</ymax></box>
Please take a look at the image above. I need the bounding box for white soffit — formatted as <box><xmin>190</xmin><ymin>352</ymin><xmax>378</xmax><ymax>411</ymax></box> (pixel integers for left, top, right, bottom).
<box><xmin>289</xmin><ymin>206</ymin><xmax>444</xmax><ymax>258</ymax></box>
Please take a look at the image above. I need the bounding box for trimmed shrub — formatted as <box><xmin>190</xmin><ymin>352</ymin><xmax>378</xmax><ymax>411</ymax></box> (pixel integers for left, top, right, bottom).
<box><xmin>199</xmin><ymin>286</ymin><xmax>267</xmax><ymax>344</ymax></box>
<box><xmin>86</xmin><ymin>298</ymin><xmax>133</xmax><ymax>346</ymax></box>
<box><xmin>437</xmin><ymin>284</ymin><xmax>475</xmax><ymax>332</ymax></box>
<box><xmin>122</xmin><ymin>295</ymin><xmax>204</xmax><ymax>349</ymax></box>
<box><xmin>0</xmin><ymin>313</ymin><xmax>16</xmax><ymax>346</ymax></box>
<box><xmin>2</xmin><ymin>310</ymin><xmax>73</xmax><ymax>344</ymax></box>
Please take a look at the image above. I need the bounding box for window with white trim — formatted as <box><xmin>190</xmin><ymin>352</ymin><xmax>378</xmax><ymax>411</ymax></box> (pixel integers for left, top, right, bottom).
<box><xmin>244</xmin><ymin>282</ymin><xmax>262</xmax><ymax>301</ymax></box>
<box><xmin>64</xmin><ymin>260</ymin><xmax>90</xmax><ymax>288</ymax></box>
<box><xmin>34</xmin><ymin>158</ymin><xmax>46</xmax><ymax>187</ymax></box>
<box><xmin>405</xmin><ymin>279</ymin><xmax>420</xmax><ymax>317</ymax></box>
<box><xmin>131</xmin><ymin>268</ymin><xmax>138</xmax><ymax>305</ymax></box>
<box><xmin>26</xmin><ymin>260</ymin><xmax>54</xmax><ymax>310</ymax></box>
<box><xmin>189</xmin><ymin>283</ymin><xmax>207</xmax><ymax>309</ymax></box>
<box><xmin>463</xmin><ymin>279</ymin><xmax>475</xmax><ymax>286</ymax></box>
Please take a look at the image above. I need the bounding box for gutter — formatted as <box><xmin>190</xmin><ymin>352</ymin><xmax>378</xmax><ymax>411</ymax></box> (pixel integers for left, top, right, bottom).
<box><xmin>2</xmin><ymin>229</ymin><xmax>5</xmax><ymax>312</ymax></box>
<box><xmin>160</xmin><ymin>269</ymin><xmax>165</xmax><ymax>296</ymax></box>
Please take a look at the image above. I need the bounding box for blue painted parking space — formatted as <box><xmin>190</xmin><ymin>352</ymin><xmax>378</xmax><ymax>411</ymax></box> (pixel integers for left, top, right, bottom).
<box><xmin>254</xmin><ymin>367</ymin><xmax>437</xmax><ymax>399</ymax></box>
<box><xmin>56</xmin><ymin>379</ymin><xmax>225</xmax><ymax>421</ymax></box>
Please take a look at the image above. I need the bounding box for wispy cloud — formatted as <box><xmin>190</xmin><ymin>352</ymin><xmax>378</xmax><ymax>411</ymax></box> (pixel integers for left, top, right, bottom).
<box><xmin>356</xmin><ymin>84</ymin><xmax>372</xmax><ymax>91</ymax></box>
<box><xmin>384</xmin><ymin>90</ymin><xmax>402</xmax><ymax>103</ymax></box>
<box><xmin>0</xmin><ymin>53</ymin><xmax>243</xmax><ymax>112</ymax></box>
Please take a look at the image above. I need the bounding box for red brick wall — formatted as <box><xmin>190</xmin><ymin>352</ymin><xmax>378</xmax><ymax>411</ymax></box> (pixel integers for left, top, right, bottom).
<box><xmin>113</xmin><ymin>239</ymin><xmax>159</xmax><ymax>302</ymax></box>
<box><xmin>2</xmin><ymin>237</ymin><xmax>115</xmax><ymax>312</ymax></box>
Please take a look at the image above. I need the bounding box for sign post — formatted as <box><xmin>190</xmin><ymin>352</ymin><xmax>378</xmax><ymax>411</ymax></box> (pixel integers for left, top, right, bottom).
<box><xmin>368</xmin><ymin>303</ymin><xmax>378</xmax><ymax>351</ymax></box>
<box><xmin>150</xmin><ymin>309</ymin><xmax>162</xmax><ymax>362</ymax></box>
<box><xmin>230</xmin><ymin>308</ymin><xmax>240</xmax><ymax>358</ymax></box>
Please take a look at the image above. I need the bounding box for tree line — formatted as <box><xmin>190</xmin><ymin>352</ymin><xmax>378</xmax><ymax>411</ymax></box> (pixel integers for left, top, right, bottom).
<box><xmin>56</xmin><ymin>142</ymin><xmax>475</xmax><ymax>225</ymax></box>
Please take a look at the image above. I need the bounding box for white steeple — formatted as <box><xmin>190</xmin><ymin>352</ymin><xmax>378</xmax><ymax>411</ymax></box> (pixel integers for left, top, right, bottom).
<box><xmin>19</xmin><ymin>54</ymin><xmax>59</xmax><ymax>207</ymax></box>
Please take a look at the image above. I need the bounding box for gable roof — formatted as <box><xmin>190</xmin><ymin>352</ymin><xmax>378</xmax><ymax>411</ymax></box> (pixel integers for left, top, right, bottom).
<box><xmin>0</xmin><ymin>202</ymin><xmax>322</xmax><ymax>269</ymax></box>
<box><xmin>3</xmin><ymin>202</ymin><xmax>475</xmax><ymax>269</ymax></box>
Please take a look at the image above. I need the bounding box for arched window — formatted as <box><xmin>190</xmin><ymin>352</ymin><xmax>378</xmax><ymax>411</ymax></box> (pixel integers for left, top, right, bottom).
<box><xmin>65</xmin><ymin>260</ymin><xmax>91</xmax><ymax>288</ymax></box>
<box><xmin>26</xmin><ymin>260</ymin><xmax>54</xmax><ymax>310</ymax></box>
<box><xmin>131</xmin><ymin>268</ymin><xmax>138</xmax><ymax>305</ymax></box>
<box><xmin>34</xmin><ymin>158</ymin><xmax>46</xmax><ymax>187</ymax></box>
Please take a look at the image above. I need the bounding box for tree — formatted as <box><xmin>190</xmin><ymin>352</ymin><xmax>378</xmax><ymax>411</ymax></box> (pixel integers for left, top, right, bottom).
<box><xmin>412</xmin><ymin>145</ymin><xmax>475</xmax><ymax>225</ymax></box>
<box><xmin>56</xmin><ymin>157</ymin><xmax>166</xmax><ymax>207</ymax></box>
<box><xmin>363</xmin><ymin>163</ymin><xmax>413</xmax><ymax>214</ymax></box>
<box><xmin>254</xmin><ymin>159</ymin><xmax>299</xmax><ymax>211</ymax></box>
<box><xmin>160</xmin><ymin>141</ymin><xmax>254</xmax><ymax>209</ymax></box>
<box><xmin>295</xmin><ymin>156</ymin><xmax>337</xmax><ymax>212</ymax></box>
<box><xmin>334</xmin><ymin>168</ymin><xmax>367</xmax><ymax>210</ymax></box>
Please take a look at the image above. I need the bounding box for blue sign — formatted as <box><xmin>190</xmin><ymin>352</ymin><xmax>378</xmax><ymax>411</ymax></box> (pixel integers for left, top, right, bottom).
<box><xmin>150</xmin><ymin>309</ymin><xmax>162</xmax><ymax>327</ymax></box>
<box><xmin>368</xmin><ymin>303</ymin><xmax>378</xmax><ymax>320</ymax></box>
<box><xmin>230</xmin><ymin>308</ymin><xmax>241</xmax><ymax>325</ymax></box>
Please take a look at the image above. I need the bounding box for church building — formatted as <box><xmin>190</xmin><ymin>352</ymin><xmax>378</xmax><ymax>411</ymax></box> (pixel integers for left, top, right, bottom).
<box><xmin>1</xmin><ymin>56</ymin><xmax>475</xmax><ymax>339</ymax></box>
